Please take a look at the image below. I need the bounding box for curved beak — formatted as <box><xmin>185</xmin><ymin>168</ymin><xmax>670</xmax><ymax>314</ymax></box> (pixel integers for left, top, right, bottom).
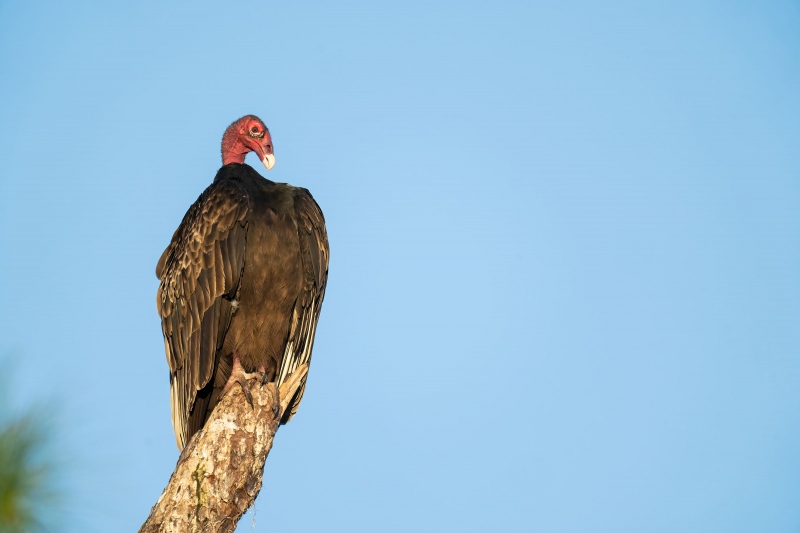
<box><xmin>257</xmin><ymin>130</ymin><xmax>275</xmax><ymax>171</ymax></box>
<box><xmin>262</xmin><ymin>153</ymin><xmax>276</xmax><ymax>171</ymax></box>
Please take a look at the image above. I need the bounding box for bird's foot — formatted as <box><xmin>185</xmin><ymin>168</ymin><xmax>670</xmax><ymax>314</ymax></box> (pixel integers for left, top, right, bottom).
<box><xmin>258</xmin><ymin>365</ymin><xmax>269</xmax><ymax>388</ymax></box>
<box><xmin>238</xmin><ymin>375</ymin><xmax>255</xmax><ymax>409</ymax></box>
<box><xmin>222</xmin><ymin>371</ymin><xmax>255</xmax><ymax>409</ymax></box>
<box><xmin>223</xmin><ymin>356</ymin><xmax>266</xmax><ymax>410</ymax></box>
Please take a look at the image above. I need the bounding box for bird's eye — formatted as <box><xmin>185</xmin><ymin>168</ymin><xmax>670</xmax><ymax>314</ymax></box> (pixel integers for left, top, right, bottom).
<box><xmin>248</xmin><ymin>125</ymin><xmax>265</xmax><ymax>138</ymax></box>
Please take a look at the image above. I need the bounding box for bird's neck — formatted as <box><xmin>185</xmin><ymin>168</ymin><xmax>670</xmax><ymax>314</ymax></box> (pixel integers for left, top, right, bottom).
<box><xmin>221</xmin><ymin>132</ymin><xmax>250</xmax><ymax>165</ymax></box>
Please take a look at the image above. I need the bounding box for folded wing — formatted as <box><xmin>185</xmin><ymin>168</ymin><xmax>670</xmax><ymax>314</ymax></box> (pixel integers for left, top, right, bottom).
<box><xmin>275</xmin><ymin>189</ymin><xmax>329</xmax><ymax>423</ymax></box>
<box><xmin>156</xmin><ymin>180</ymin><xmax>249</xmax><ymax>449</ymax></box>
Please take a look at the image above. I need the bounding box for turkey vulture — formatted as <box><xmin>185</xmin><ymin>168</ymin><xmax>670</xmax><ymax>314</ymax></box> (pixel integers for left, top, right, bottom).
<box><xmin>155</xmin><ymin>115</ymin><xmax>329</xmax><ymax>450</ymax></box>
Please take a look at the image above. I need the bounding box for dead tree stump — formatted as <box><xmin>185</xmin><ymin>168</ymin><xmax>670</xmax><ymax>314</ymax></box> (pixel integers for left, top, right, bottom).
<box><xmin>139</xmin><ymin>364</ymin><xmax>309</xmax><ymax>533</ymax></box>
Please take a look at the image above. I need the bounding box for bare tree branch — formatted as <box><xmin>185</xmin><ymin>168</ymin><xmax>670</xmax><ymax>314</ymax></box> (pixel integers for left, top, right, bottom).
<box><xmin>139</xmin><ymin>364</ymin><xmax>309</xmax><ymax>533</ymax></box>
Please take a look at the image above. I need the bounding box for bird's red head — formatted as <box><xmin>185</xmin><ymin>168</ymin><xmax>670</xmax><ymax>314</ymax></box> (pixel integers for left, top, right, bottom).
<box><xmin>221</xmin><ymin>115</ymin><xmax>275</xmax><ymax>171</ymax></box>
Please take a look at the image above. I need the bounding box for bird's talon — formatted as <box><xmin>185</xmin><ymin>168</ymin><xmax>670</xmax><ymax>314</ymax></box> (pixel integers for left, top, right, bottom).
<box><xmin>240</xmin><ymin>380</ymin><xmax>255</xmax><ymax>409</ymax></box>
<box><xmin>269</xmin><ymin>384</ymin><xmax>281</xmax><ymax>419</ymax></box>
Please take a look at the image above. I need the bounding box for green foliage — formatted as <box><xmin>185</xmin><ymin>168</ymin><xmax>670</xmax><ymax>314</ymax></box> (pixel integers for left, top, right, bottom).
<box><xmin>0</xmin><ymin>415</ymin><xmax>50</xmax><ymax>533</ymax></box>
<box><xmin>0</xmin><ymin>364</ymin><xmax>57</xmax><ymax>533</ymax></box>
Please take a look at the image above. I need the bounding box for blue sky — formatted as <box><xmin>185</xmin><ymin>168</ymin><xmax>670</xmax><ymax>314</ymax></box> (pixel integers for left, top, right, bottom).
<box><xmin>1</xmin><ymin>1</ymin><xmax>799</xmax><ymax>531</ymax></box>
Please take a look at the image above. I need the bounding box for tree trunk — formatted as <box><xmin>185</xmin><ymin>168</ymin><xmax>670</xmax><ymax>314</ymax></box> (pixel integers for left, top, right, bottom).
<box><xmin>139</xmin><ymin>364</ymin><xmax>309</xmax><ymax>533</ymax></box>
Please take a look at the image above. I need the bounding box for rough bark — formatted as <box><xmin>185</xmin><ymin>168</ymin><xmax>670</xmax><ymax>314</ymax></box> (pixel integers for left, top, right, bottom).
<box><xmin>139</xmin><ymin>364</ymin><xmax>309</xmax><ymax>533</ymax></box>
